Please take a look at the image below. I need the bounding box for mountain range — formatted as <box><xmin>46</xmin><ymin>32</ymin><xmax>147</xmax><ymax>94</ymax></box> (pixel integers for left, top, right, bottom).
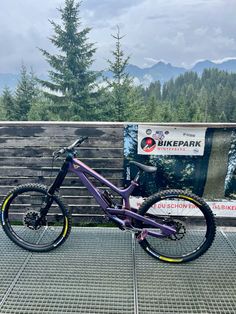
<box><xmin>126</xmin><ymin>59</ymin><xmax>236</xmax><ymax>86</ymax></box>
<box><xmin>1</xmin><ymin>59</ymin><xmax>236</xmax><ymax>92</ymax></box>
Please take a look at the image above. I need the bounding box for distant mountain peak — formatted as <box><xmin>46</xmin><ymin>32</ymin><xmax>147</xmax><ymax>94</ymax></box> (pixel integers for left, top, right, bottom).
<box><xmin>127</xmin><ymin>58</ymin><xmax>236</xmax><ymax>86</ymax></box>
<box><xmin>194</xmin><ymin>59</ymin><xmax>214</xmax><ymax>64</ymax></box>
<box><xmin>157</xmin><ymin>61</ymin><xmax>166</xmax><ymax>65</ymax></box>
<box><xmin>1</xmin><ymin>58</ymin><xmax>236</xmax><ymax>92</ymax></box>
<box><xmin>191</xmin><ymin>59</ymin><xmax>236</xmax><ymax>74</ymax></box>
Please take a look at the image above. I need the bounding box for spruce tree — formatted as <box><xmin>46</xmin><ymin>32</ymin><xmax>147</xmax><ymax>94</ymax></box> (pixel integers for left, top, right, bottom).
<box><xmin>39</xmin><ymin>0</ymin><xmax>98</xmax><ymax>120</ymax></box>
<box><xmin>1</xmin><ymin>87</ymin><xmax>15</xmax><ymax>120</ymax></box>
<box><xmin>15</xmin><ymin>64</ymin><xmax>38</xmax><ymax>120</ymax></box>
<box><xmin>106</xmin><ymin>27</ymin><xmax>144</xmax><ymax>121</ymax></box>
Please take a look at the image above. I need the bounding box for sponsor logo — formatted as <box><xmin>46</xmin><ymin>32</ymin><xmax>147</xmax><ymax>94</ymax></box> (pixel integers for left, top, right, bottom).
<box><xmin>140</xmin><ymin>137</ymin><xmax>156</xmax><ymax>153</ymax></box>
<box><xmin>157</xmin><ymin>140</ymin><xmax>201</xmax><ymax>147</ymax></box>
<box><xmin>146</xmin><ymin>129</ymin><xmax>152</xmax><ymax>135</ymax></box>
<box><xmin>138</xmin><ymin>126</ymin><xmax>206</xmax><ymax>156</ymax></box>
<box><xmin>153</xmin><ymin>131</ymin><xmax>165</xmax><ymax>141</ymax></box>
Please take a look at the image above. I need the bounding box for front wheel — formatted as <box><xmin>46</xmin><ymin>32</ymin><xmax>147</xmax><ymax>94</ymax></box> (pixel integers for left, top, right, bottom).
<box><xmin>1</xmin><ymin>184</ymin><xmax>71</xmax><ymax>252</ymax></box>
<box><xmin>136</xmin><ymin>190</ymin><xmax>216</xmax><ymax>263</ymax></box>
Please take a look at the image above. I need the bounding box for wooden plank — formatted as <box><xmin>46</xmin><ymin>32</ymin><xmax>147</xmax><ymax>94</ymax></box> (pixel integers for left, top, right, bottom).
<box><xmin>0</xmin><ymin>177</ymin><xmax>123</xmax><ymax>187</ymax></box>
<box><xmin>0</xmin><ymin>147</ymin><xmax>123</xmax><ymax>158</ymax></box>
<box><xmin>0</xmin><ymin>167</ymin><xmax>123</xmax><ymax>178</ymax></box>
<box><xmin>0</xmin><ymin>195</ymin><xmax>121</xmax><ymax>206</ymax></box>
<box><xmin>0</xmin><ymin>186</ymin><xmax>124</xmax><ymax>196</ymax></box>
<box><xmin>3</xmin><ymin>212</ymin><xmax>106</xmax><ymax>223</ymax></box>
<box><xmin>0</xmin><ymin>194</ymin><xmax>108</xmax><ymax>214</ymax></box>
<box><xmin>1</xmin><ymin>121</ymin><xmax>236</xmax><ymax>128</ymax></box>
<box><xmin>70</xmin><ymin>205</ymin><xmax>103</xmax><ymax>215</ymax></box>
<box><xmin>0</xmin><ymin>126</ymin><xmax>123</xmax><ymax>138</ymax></box>
<box><xmin>0</xmin><ymin>137</ymin><xmax>123</xmax><ymax>148</ymax></box>
<box><xmin>0</xmin><ymin>202</ymin><xmax>115</xmax><ymax>216</ymax></box>
<box><xmin>0</xmin><ymin>157</ymin><xmax>123</xmax><ymax>168</ymax></box>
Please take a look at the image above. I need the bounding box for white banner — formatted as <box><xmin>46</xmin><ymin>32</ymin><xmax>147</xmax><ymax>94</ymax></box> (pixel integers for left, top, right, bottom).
<box><xmin>138</xmin><ymin>125</ymin><xmax>206</xmax><ymax>156</ymax></box>
<box><xmin>130</xmin><ymin>196</ymin><xmax>236</xmax><ymax>218</ymax></box>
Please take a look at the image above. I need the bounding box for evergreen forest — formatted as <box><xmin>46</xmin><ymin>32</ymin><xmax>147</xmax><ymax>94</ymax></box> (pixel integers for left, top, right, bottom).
<box><xmin>0</xmin><ymin>0</ymin><xmax>235</xmax><ymax>123</ymax></box>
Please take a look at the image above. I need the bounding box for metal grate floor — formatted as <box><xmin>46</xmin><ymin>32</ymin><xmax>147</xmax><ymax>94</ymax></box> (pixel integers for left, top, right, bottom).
<box><xmin>0</xmin><ymin>228</ymin><xmax>235</xmax><ymax>314</ymax></box>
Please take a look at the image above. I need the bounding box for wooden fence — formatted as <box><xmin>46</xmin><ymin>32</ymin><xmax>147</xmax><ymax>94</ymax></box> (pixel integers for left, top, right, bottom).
<box><xmin>0</xmin><ymin>122</ymin><xmax>124</xmax><ymax>222</ymax></box>
<box><xmin>1</xmin><ymin>122</ymin><xmax>236</xmax><ymax>224</ymax></box>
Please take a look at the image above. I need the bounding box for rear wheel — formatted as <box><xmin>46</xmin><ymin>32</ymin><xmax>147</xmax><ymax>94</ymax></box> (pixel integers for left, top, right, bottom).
<box><xmin>136</xmin><ymin>190</ymin><xmax>216</xmax><ymax>263</ymax></box>
<box><xmin>1</xmin><ymin>184</ymin><xmax>71</xmax><ymax>252</ymax></box>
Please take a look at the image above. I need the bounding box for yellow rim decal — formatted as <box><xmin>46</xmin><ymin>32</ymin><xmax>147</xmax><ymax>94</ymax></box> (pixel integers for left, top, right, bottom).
<box><xmin>1</xmin><ymin>194</ymin><xmax>13</xmax><ymax>212</ymax></box>
<box><xmin>178</xmin><ymin>195</ymin><xmax>201</xmax><ymax>206</ymax></box>
<box><xmin>159</xmin><ymin>256</ymin><xmax>183</xmax><ymax>263</ymax></box>
<box><xmin>63</xmin><ymin>217</ymin><xmax>68</xmax><ymax>237</ymax></box>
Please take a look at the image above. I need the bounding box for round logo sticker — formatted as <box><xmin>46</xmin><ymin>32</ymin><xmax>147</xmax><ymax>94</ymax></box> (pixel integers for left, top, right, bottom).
<box><xmin>140</xmin><ymin>137</ymin><xmax>156</xmax><ymax>153</ymax></box>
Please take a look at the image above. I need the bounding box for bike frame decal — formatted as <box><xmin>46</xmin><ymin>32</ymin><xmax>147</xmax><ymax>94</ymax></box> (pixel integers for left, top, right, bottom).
<box><xmin>145</xmin><ymin>247</ymin><xmax>183</xmax><ymax>262</ymax></box>
<box><xmin>159</xmin><ymin>256</ymin><xmax>183</xmax><ymax>263</ymax></box>
<box><xmin>1</xmin><ymin>194</ymin><xmax>13</xmax><ymax>225</ymax></box>
<box><xmin>178</xmin><ymin>195</ymin><xmax>202</xmax><ymax>206</ymax></box>
<box><xmin>63</xmin><ymin>217</ymin><xmax>69</xmax><ymax>237</ymax></box>
<box><xmin>1</xmin><ymin>194</ymin><xmax>13</xmax><ymax>212</ymax></box>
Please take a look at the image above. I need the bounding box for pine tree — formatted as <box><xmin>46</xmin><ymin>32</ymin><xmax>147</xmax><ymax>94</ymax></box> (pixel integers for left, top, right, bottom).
<box><xmin>1</xmin><ymin>87</ymin><xmax>15</xmax><ymax>120</ymax></box>
<box><xmin>106</xmin><ymin>26</ymin><xmax>143</xmax><ymax>121</ymax></box>
<box><xmin>145</xmin><ymin>81</ymin><xmax>161</xmax><ymax>101</ymax></box>
<box><xmin>28</xmin><ymin>92</ymin><xmax>57</xmax><ymax>121</ymax></box>
<box><xmin>39</xmin><ymin>0</ymin><xmax>98</xmax><ymax>120</ymax></box>
<box><xmin>14</xmin><ymin>64</ymin><xmax>38</xmax><ymax>120</ymax></box>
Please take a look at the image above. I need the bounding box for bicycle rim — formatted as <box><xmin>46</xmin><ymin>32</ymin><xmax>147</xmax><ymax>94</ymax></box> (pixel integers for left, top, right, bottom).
<box><xmin>138</xmin><ymin>190</ymin><xmax>215</xmax><ymax>262</ymax></box>
<box><xmin>2</xmin><ymin>186</ymin><xmax>69</xmax><ymax>250</ymax></box>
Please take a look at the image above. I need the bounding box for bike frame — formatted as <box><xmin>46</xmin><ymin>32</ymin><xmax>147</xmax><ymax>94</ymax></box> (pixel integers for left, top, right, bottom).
<box><xmin>48</xmin><ymin>156</ymin><xmax>176</xmax><ymax>238</ymax></box>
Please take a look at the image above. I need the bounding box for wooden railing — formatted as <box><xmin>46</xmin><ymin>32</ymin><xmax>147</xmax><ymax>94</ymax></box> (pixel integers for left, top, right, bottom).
<box><xmin>0</xmin><ymin>122</ymin><xmax>235</xmax><ymax>223</ymax></box>
<box><xmin>0</xmin><ymin>122</ymin><xmax>124</xmax><ymax>221</ymax></box>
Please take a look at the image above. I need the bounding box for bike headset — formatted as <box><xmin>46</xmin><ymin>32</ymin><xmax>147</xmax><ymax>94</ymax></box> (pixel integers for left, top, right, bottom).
<box><xmin>49</xmin><ymin>136</ymin><xmax>88</xmax><ymax>180</ymax></box>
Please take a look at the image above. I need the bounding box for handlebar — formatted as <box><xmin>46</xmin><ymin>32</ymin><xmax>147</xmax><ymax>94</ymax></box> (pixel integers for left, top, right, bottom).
<box><xmin>53</xmin><ymin>136</ymin><xmax>88</xmax><ymax>158</ymax></box>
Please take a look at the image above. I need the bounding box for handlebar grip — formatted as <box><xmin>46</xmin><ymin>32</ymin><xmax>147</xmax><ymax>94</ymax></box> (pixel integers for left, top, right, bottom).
<box><xmin>77</xmin><ymin>136</ymin><xmax>88</xmax><ymax>146</ymax></box>
<box><xmin>68</xmin><ymin>137</ymin><xmax>88</xmax><ymax>149</ymax></box>
<box><xmin>53</xmin><ymin>137</ymin><xmax>88</xmax><ymax>158</ymax></box>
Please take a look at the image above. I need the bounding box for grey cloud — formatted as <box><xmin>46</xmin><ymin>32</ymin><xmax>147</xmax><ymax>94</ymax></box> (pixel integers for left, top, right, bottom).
<box><xmin>146</xmin><ymin>14</ymin><xmax>169</xmax><ymax>20</ymax></box>
<box><xmin>83</xmin><ymin>0</ymin><xmax>145</xmax><ymax>19</ymax></box>
<box><xmin>0</xmin><ymin>0</ymin><xmax>236</xmax><ymax>73</ymax></box>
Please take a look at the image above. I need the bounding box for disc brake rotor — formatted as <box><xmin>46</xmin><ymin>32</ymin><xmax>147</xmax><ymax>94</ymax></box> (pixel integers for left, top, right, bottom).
<box><xmin>23</xmin><ymin>210</ymin><xmax>45</xmax><ymax>230</ymax></box>
<box><xmin>166</xmin><ymin>220</ymin><xmax>186</xmax><ymax>241</ymax></box>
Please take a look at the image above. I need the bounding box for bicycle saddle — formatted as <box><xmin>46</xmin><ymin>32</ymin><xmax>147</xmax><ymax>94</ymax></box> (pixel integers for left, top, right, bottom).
<box><xmin>129</xmin><ymin>161</ymin><xmax>157</xmax><ymax>173</ymax></box>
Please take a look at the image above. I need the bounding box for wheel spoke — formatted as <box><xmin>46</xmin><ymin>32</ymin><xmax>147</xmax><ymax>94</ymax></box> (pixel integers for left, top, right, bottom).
<box><xmin>1</xmin><ymin>184</ymin><xmax>71</xmax><ymax>252</ymax></box>
<box><xmin>136</xmin><ymin>190</ymin><xmax>216</xmax><ymax>262</ymax></box>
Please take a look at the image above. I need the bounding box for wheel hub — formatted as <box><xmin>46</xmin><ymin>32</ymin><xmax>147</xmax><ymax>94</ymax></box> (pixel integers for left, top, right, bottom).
<box><xmin>23</xmin><ymin>210</ymin><xmax>43</xmax><ymax>230</ymax></box>
<box><xmin>167</xmin><ymin>220</ymin><xmax>186</xmax><ymax>241</ymax></box>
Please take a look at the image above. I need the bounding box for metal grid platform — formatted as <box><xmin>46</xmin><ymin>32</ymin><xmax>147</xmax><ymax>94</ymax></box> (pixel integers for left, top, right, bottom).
<box><xmin>0</xmin><ymin>228</ymin><xmax>235</xmax><ymax>314</ymax></box>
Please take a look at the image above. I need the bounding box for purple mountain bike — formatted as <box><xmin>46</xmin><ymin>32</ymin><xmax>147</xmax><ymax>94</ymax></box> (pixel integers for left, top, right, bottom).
<box><xmin>1</xmin><ymin>137</ymin><xmax>216</xmax><ymax>263</ymax></box>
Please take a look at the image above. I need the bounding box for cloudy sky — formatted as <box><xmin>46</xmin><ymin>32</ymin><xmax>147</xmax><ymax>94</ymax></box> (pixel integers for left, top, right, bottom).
<box><xmin>0</xmin><ymin>0</ymin><xmax>236</xmax><ymax>74</ymax></box>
